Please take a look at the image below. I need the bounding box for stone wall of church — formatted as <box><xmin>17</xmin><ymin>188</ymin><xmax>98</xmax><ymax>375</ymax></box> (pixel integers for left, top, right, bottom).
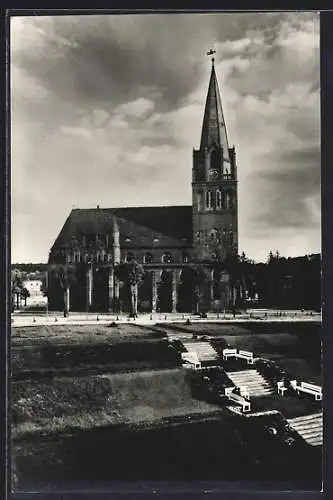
<box><xmin>50</xmin><ymin>246</ymin><xmax>193</xmax><ymax>267</ymax></box>
<box><xmin>47</xmin><ymin>259</ymin><xmax>234</xmax><ymax>314</ymax></box>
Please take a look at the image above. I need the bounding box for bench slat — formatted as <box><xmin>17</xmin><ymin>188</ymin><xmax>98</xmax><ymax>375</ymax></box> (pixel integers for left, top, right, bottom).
<box><xmin>301</xmin><ymin>382</ymin><xmax>321</xmax><ymax>392</ymax></box>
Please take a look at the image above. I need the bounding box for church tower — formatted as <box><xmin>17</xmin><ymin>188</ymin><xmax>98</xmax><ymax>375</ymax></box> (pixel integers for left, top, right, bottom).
<box><xmin>192</xmin><ymin>55</ymin><xmax>238</xmax><ymax>262</ymax></box>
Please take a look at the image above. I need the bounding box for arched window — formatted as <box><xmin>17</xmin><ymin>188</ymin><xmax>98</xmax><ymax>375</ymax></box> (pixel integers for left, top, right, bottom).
<box><xmin>206</xmin><ymin>190</ymin><xmax>213</xmax><ymax>209</ymax></box>
<box><xmin>126</xmin><ymin>252</ymin><xmax>135</xmax><ymax>262</ymax></box>
<box><xmin>216</xmin><ymin>189</ymin><xmax>223</xmax><ymax>209</ymax></box>
<box><xmin>197</xmin><ymin>192</ymin><xmax>202</xmax><ymax>211</ymax></box>
<box><xmin>182</xmin><ymin>251</ymin><xmax>189</xmax><ymax>263</ymax></box>
<box><xmin>225</xmin><ymin>191</ymin><xmax>231</xmax><ymax>210</ymax></box>
<box><xmin>210</xmin><ymin>228</ymin><xmax>218</xmax><ymax>241</ymax></box>
<box><xmin>211</xmin><ymin>252</ymin><xmax>219</xmax><ymax>262</ymax></box>
<box><xmin>143</xmin><ymin>252</ymin><xmax>153</xmax><ymax>264</ymax></box>
<box><xmin>162</xmin><ymin>252</ymin><xmax>173</xmax><ymax>264</ymax></box>
<box><xmin>213</xmin><ymin>282</ymin><xmax>221</xmax><ymax>300</ymax></box>
<box><xmin>210</xmin><ymin>149</ymin><xmax>219</xmax><ymax>170</ymax></box>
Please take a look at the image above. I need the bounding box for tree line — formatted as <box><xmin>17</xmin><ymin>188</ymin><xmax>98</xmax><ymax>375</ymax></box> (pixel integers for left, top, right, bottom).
<box><xmin>236</xmin><ymin>251</ymin><xmax>321</xmax><ymax>311</ymax></box>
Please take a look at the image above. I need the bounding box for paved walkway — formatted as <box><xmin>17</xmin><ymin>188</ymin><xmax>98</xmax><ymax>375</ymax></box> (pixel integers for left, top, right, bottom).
<box><xmin>11</xmin><ymin>310</ymin><xmax>321</xmax><ymax>327</ymax></box>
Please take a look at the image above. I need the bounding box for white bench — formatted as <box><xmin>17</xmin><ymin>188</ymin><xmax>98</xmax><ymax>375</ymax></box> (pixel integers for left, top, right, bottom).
<box><xmin>181</xmin><ymin>352</ymin><xmax>202</xmax><ymax>370</ymax></box>
<box><xmin>277</xmin><ymin>380</ymin><xmax>288</xmax><ymax>396</ymax></box>
<box><xmin>239</xmin><ymin>386</ymin><xmax>250</xmax><ymax>400</ymax></box>
<box><xmin>236</xmin><ymin>350</ymin><xmax>254</xmax><ymax>365</ymax></box>
<box><xmin>225</xmin><ymin>388</ymin><xmax>251</xmax><ymax>413</ymax></box>
<box><xmin>223</xmin><ymin>348</ymin><xmax>237</xmax><ymax>360</ymax></box>
<box><xmin>296</xmin><ymin>381</ymin><xmax>322</xmax><ymax>401</ymax></box>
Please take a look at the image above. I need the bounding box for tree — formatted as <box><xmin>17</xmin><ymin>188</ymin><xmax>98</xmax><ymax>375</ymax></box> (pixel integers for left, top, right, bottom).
<box><xmin>40</xmin><ymin>273</ymin><xmax>48</xmax><ymax>297</ymax></box>
<box><xmin>114</xmin><ymin>260</ymin><xmax>145</xmax><ymax>317</ymax></box>
<box><xmin>49</xmin><ymin>264</ymin><xmax>77</xmax><ymax>317</ymax></box>
<box><xmin>11</xmin><ymin>270</ymin><xmax>23</xmax><ymax>310</ymax></box>
<box><xmin>267</xmin><ymin>251</ymin><xmax>275</xmax><ymax>264</ymax></box>
<box><xmin>191</xmin><ymin>264</ymin><xmax>208</xmax><ymax>314</ymax></box>
<box><xmin>20</xmin><ymin>287</ymin><xmax>30</xmax><ymax>307</ymax></box>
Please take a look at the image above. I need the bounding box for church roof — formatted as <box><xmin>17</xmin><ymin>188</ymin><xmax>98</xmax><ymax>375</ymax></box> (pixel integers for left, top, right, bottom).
<box><xmin>200</xmin><ymin>61</ymin><xmax>230</xmax><ymax>156</ymax></box>
<box><xmin>51</xmin><ymin>205</ymin><xmax>193</xmax><ymax>250</ymax></box>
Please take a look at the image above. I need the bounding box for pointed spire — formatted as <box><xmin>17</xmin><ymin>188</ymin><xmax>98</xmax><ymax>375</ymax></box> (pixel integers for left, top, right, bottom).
<box><xmin>200</xmin><ymin>57</ymin><xmax>229</xmax><ymax>154</ymax></box>
<box><xmin>112</xmin><ymin>215</ymin><xmax>119</xmax><ymax>238</ymax></box>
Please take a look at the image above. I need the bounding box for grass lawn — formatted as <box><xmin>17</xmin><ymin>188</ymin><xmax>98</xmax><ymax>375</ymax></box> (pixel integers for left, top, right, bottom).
<box><xmin>11</xmin><ymin>324</ymin><xmax>177</xmax><ymax>374</ymax></box>
<box><xmin>11</xmin><ymin>321</ymin><xmax>322</xmax><ymax>438</ymax></box>
<box><xmin>161</xmin><ymin>322</ymin><xmax>252</xmax><ymax>336</ymax></box>
<box><xmin>276</xmin><ymin>358</ymin><xmax>322</xmax><ymax>385</ymax></box>
<box><xmin>12</xmin><ymin>369</ymin><xmax>220</xmax><ymax>439</ymax></box>
<box><xmin>251</xmin><ymin>393</ymin><xmax>322</xmax><ymax>419</ymax></box>
<box><xmin>11</xmin><ymin>323</ymin><xmax>164</xmax><ymax>346</ymax></box>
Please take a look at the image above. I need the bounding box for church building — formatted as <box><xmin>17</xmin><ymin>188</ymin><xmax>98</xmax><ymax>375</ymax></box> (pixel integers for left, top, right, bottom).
<box><xmin>48</xmin><ymin>56</ymin><xmax>239</xmax><ymax>314</ymax></box>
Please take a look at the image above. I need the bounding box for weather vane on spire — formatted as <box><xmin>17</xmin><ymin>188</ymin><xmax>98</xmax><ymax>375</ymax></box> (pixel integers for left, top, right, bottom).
<box><xmin>207</xmin><ymin>48</ymin><xmax>216</xmax><ymax>65</ymax></box>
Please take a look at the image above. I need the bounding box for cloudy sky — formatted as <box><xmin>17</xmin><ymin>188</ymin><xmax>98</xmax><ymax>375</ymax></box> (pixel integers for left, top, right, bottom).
<box><xmin>11</xmin><ymin>12</ymin><xmax>320</xmax><ymax>263</ymax></box>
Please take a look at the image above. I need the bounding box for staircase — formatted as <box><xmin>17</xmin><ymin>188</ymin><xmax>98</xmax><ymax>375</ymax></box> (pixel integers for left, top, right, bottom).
<box><xmin>226</xmin><ymin>369</ymin><xmax>274</xmax><ymax>397</ymax></box>
<box><xmin>182</xmin><ymin>342</ymin><xmax>219</xmax><ymax>363</ymax></box>
<box><xmin>287</xmin><ymin>412</ymin><xmax>323</xmax><ymax>447</ymax></box>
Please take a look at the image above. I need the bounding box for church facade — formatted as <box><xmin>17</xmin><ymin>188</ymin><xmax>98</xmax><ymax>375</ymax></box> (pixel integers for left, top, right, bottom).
<box><xmin>48</xmin><ymin>58</ymin><xmax>239</xmax><ymax>314</ymax></box>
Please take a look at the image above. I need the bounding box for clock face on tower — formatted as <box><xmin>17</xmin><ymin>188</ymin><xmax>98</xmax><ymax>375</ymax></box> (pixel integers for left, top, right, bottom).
<box><xmin>209</xmin><ymin>168</ymin><xmax>219</xmax><ymax>180</ymax></box>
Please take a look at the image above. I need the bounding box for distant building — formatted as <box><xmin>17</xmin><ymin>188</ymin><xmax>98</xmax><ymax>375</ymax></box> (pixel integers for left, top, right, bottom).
<box><xmin>22</xmin><ymin>279</ymin><xmax>42</xmax><ymax>297</ymax></box>
<box><xmin>48</xmin><ymin>57</ymin><xmax>240</xmax><ymax>313</ymax></box>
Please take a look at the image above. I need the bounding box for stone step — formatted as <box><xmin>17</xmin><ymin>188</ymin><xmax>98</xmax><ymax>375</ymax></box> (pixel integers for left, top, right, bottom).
<box><xmin>251</xmin><ymin>388</ymin><xmax>274</xmax><ymax>393</ymax></box>
<box><xmin>304</xmin><ymin>435</ymin><xmax>323</xmax><ymax>446</ymax></box>
<box><xmin>289</xmin><ymin>412</ymin><xmax>322</xmax><ymax>424</ymax></box>
<box><xmin>292</xmin><ymin>428</ymin><xmax>322</xmax><ymax>439</ymax></box>
<box><xmin>226</xmin><ymin>372</ymin><xmax>271</xmax><ymax>385</ymax></box>
<box><xmin>226</xmin><ymin>377</ymin><xmax>268</xmax><ymax>383</ymax></box>
<box><xmin>229</xmin><ymin>379</ymin><xmax>271</xmax><ymax>386</ymax></box>
<box><xmin>226</xmin><ymin>370</ymin><xmax>258</xmax><ymax>376</ymax></box>
<box><xmin>227</xmin><ymin>370</ymin><xmax>274</xmax><ymax>397</ymax></box>
<box><xmin>291</xmin><ymin>420</ymin><xmax>322</xmax><ymax>431</ymax></box>
<box><xmin>226</xmin><ymin>375</ymin><xmax>268</xmax><ymax>381</ymax></box>
<box><xmin>308</xmin><ymin>436</ymin><xmax>322</xmax><ymax>446</ymax></box>
<box><xmin>298</xmin><ymin>429</ymin><xmax>323</xmax><ymax>440</ymax></box>
<box><xmin>287</xmin><ymin>412</ymin><xmax>323</xmax><ymax>446</ymax></box>
<box><xmin>183</xmin><ymin>342</ymin><xmax>219</xmax><ymax>362</ymax></box>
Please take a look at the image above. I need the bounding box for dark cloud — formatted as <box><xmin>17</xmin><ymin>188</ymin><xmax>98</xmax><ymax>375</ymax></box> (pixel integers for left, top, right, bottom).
<box><xmin>12</xmin><ymin>12</ymin><xmax>304</xmax><ymax>115</ymax></box>
<box><xmin>247</xmin><ymin>145</ymin><xmax>320</xmax><ymax>232</ymax></box>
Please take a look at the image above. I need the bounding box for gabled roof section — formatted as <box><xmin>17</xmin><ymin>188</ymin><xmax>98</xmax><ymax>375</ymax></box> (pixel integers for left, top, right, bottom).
<box><xmin>51</xmin><ymin>206</ymin><xmax>193</xmax><ymax>250</ymax></box>
<box><xmin>200</xmin><ymin>61</ymin><xmax>230</xmax><ymax>155</ymax></box>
